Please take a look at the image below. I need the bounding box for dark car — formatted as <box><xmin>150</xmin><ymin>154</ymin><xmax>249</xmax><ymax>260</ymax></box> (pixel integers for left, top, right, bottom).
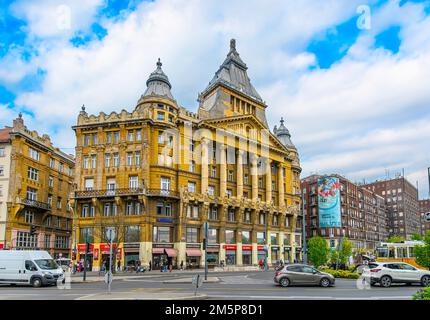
<box><xmin>274</xmin><ymin>264</ymin><xmax>335</xmax><ymax>287</ymax></box>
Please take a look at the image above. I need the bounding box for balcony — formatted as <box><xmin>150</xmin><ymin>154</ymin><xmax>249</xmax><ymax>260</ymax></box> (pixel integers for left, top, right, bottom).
<box><xmin>74</xmin><ymin>188</ymin><xmax>145</xmax><ymax>199</ymax></box>
<box><xmin>19</xmin><ymin>198</ymin><xmax>50</xmax><ymax>210</ymax></box>
<box><xmin>145</xmin><ymin>189</ymin><xmax>180</xmax><ymax>199</ymax></box>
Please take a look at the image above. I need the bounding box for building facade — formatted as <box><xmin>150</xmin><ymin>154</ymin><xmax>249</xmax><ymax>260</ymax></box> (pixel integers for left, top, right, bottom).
<box><xmin>363</xmin><ymin>177</ymin><xmax>420</xmax><ymax>239</ymax></box>
<box><xmin>419</xmin><ymin>199</ymin><xmax>430</xmax><ymax>235</ymax></box>
<box><xmin>0</xmin><ymin>115</ymin><xmax>75</xmax><ymax>258</ymax></box>
<box><xmin>301</xmin><ymin>174</ymin><xmax>388</xmax><ymax>250</ymax></box>
<box><xmin>71</xmin><ymin>39</ymin><xmax>302</xmax><ymax>271</ymax></box>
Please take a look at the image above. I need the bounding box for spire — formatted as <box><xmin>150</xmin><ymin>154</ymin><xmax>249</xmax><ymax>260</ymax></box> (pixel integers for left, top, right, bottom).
<box><xmin>275</xmin><ymin>117</ymin><xmax>295</xmax><ymax>148</ymax></box>
<box><xmin>201</xmin><ymin>38</ymin><xmax>262</xmax><ymax>102</ymax></box>
<box><xmin>143</xmin><ymin>58</ymin><xmax>174</xmax><ymax>100</ymax></box>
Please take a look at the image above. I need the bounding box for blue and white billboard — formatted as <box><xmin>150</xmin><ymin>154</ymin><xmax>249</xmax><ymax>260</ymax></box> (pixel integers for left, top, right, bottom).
<box><xmin>318</xmin><ymin>177</ymin><xmax>341</xmax><ymax>228</ymax></box>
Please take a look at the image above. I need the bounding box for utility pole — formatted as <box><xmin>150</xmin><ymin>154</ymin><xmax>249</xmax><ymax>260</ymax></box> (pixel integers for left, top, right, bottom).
<box><xmin>108</xmin><ymin>229</ymin><xmax>113</xmax><ymax>293</ymax></box>
<box><xmin>302</xmin><ymin>189</ymin><xmax>308</xmax><ymax>264</ymax></box>
<box><xmin>203</xmin><ymin>221</ymin><xmax>209</xmax><ymax>280</ymax></box>
<box><xmin>83</xmin><ymin>232</ymin><xmax>88</xmax><ymax>282</ymax></box>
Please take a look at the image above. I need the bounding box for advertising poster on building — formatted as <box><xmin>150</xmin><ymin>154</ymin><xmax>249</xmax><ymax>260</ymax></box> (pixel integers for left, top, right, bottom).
<box><xmin>318</xmin><ymin>177</ymin><xmax>341</xmax><ymax>228</ymax></box>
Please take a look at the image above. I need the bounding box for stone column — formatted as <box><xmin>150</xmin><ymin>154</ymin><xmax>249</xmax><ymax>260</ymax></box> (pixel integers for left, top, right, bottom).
<box><xmin>278</xmin><ymin>163</ymin><xmax>285</xmax><ymax>207</ymax></box>
<box><xmin>219</xmin><ymin>144</ymin><xmax>227</xmax><ymax>198</ymax></box>
<box><xmin>265</xmin><ymin>159</ymin><xmax>272</xmax><ymax>203</ymax></box>
<box><xmin>251</xmin><ymin>154</ymin><xmax>258</xmax><ymax>201</ymax></box>
<box><xmin>236</xmin><ymin>150</ymin><xmax>244</xmax><ymax>198</ymax></box>
<box><xmin>201</xmin><ymin>138</ymin><xmax>209</xmax><ymax>194</ymax></box>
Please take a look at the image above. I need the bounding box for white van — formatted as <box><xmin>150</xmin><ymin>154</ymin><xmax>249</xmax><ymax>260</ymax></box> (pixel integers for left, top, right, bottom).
<box><xmin>0</xmin><ymin>250</ymin><xmax>64</xmax><ymax>287</ymax></box>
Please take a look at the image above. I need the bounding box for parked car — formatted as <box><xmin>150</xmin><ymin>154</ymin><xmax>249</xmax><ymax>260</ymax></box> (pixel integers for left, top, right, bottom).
<box><xmin>365</xmin><ymin>261</ymin><xmax>430</xmax><ymax>288</ymax></box>
<box><xmin>274</xmin><ymin>264</ymin><xmax>335</xmax><ymax>287</ymax></box>
<box><xmin>0</xmin><ymin>250</ymin><xmax>64</xmax><ymax>287</ymax></box>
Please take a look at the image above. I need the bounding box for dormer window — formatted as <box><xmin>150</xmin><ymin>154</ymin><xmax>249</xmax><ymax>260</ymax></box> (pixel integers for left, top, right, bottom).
<box><xmin>157</xmin><ymin>104</ymin><xmax>164</xmax><ymax>110</ymax></box>
<box><xmin>157</xmin><ymin>112</ymin><xmax>165</xmax><ymax>120</ymax></box>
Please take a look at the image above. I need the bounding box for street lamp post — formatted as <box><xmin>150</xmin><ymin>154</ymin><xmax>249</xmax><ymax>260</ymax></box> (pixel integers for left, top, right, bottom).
<box><xmin>301</xmin><ymin>189</ymin><xmax>308</xmax><ymax>264</ymax></box>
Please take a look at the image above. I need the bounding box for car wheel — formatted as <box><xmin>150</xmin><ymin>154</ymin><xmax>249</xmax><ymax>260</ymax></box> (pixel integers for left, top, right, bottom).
<box><xmin>380</xmin><ymin>276</ymin><xmax>392</xmax><ymax>288</ymax></box>
<box><xmin>279</xmin><ymin>277</ymin><xmax>290</xmax><ymax>287</ymax></box>
<box><xmin>31</xmin><ymin>277</ymin><xmax>42</xmax><ymax>288</ymax></box>
<box><xmin>320</xmin><ymin>278</ymin><xmax>331</xmax><ymax>288</ymax></box>
<box><xmin>421</xmin><ymin>275</ymin><xmax>430</xmax><ymax>287</ymax></box>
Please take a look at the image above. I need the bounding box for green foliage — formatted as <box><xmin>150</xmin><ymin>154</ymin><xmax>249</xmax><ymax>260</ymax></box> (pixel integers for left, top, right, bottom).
<box><xmin>307</xmin><ymin>237</ymin><xmax>329</xmax><ymax>268</ymax></box>
<box><xmin>387</xmin><ymin>236</ymin><xmax>405</xmax><ymax>243</ymax></box>
<box><xmin>320</xmin><ymin>268</ymin><xmax>360</xmax><ymax>279</ymax></box>
<box><xmin>329</xmin><ymin>250</ymin><xmax>338</xmax><ymax>264</ymax></box>
<box><xmin>411</xmin><ymin>233</ymin><xmax>423</xmax><ymax>241</ymax></box>
<box><xmin>388</xmin><ymin>235</ymin><xmax>405</xmax><ymax>243</ymax></box>
<box><xmin>339</xmin><ymin>238</ymin><xmax>353</xmax><ymax>265</ymax></box>
<box><xmin>412</xmin><ymin>286</ymin><xmax>430</xmax><ymax>300</ymax></box>
<box><xmin>415</xmin><ymin>231</ymin><xmax>430</xmax><ymax>270</ymax></box>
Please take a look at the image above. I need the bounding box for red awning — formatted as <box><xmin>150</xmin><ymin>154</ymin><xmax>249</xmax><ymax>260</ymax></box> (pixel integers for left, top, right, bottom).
<box><xmin>186</xmin><ymin>249</ymin><xmax>202</xmax><ymax>257</ymax></box>
<box><xmin>164</xmin><ymin>248</ymin><xmax>177</xmax><ymax>257</ymax></box>
<box><xmin>152</xmin><ymin>248</ymin><xmax>164</xmax><ymax>254</ymax></box>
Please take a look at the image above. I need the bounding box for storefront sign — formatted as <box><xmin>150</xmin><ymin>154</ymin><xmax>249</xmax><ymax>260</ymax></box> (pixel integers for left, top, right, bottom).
<box><xmin>77</xmin><ymin>243</ymin><xmax>94</xmax><ymax>253</ymax></box>
<box><xmin>242</xmin><ymin>245</ymin><xmax>252</xmax><ymax>251</ymax></box>
<box><xmin>157</xmin><ymin>218</ymin><xmax>173</xmax><ymax>223</ymax></box>
<box><xmin>284</xmin><ymin>246</ymin><xmax>291</xmax><ymax>252</ymax></box>
<box><xmin>223</xmin><ymin>245</ymin><xmax>237</xmax><ymax>250</ymax></box>
<box><xmin>0</xmin><ymin>244</ymin><xmax>4</xmax><ymax>250</ymax></box>
<box><xmin>257</xmin><ymin>245</ymin><xmax>265</xmax><ymax>251</ymax></box>
<box><xmin>271</xmin><ymin>246</ymin><xmax>279</xmax><ymax>251</ymax></box>
<box><xmin>100</xmin><ymin>243</ymin><xmax>118</xmax><ymax>254</ymax></box>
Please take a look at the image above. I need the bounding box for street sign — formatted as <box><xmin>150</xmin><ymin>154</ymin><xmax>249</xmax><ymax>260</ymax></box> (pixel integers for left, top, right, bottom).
<box><xmin>106</xmin><ymin>228</ymin><xmax>116</xmax><ymax>241</ymax></box>
<box><xmin>105</xmin><ymin>271</ymin><xmax>113</xmax><ymax>285</ymax></box>
<box><xmin>425</xmin><ymin>212</ymin><xmax>430</xmax><ymax>222</ymax></box>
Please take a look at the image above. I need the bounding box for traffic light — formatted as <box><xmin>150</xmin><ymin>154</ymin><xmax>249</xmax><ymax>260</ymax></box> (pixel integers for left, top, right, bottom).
<box><xmin>29</xmin><ymin>225</ymin><xmax>36</xmax><ymax>236</ymax></box>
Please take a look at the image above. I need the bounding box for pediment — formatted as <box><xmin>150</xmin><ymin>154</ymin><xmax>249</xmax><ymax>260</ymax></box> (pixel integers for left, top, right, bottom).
<box><xmin>199</xmin><ymin>114</ymin><xmax>289</xmax><ymax>154</ymax></box>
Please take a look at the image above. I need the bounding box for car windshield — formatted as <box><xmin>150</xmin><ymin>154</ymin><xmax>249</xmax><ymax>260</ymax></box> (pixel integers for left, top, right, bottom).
<box><xmin>35</xmin><ymin>259</ymin><xmax>58</xmax><ymax>270</ymax></box>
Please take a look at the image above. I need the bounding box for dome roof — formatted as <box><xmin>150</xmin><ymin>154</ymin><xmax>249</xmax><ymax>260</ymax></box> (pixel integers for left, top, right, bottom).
<box><xmin>274</xmin><ymin>117</ymin><xmax>295</xmax><ymax>148</ymax></box>
<box><xmin>143</xmin><ymin>58</ymin><xmax>174</xmax><ymax>100</ymax></box>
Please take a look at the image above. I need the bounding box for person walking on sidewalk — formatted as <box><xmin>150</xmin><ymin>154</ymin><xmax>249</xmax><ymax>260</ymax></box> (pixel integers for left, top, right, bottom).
<box><xmin>259</xmin><ymin>259</ymin><xmax>263</xmax><ymax>271</ymax></box>
<box><xmin>149</xmin><ymin>260</ymin><xmax>152</xmax><ymax>271</ymax></box>
<box><xmin>180</xmin><ymin>260</ymin><xmax>184</xmax><ymax>271</ymax></box>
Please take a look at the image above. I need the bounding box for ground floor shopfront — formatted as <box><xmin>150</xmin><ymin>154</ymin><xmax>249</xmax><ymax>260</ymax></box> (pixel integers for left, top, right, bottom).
<box><xmin>75</xmin><ymin>241</ymin><xmax>302</xmax><ymax>271</ymax></box>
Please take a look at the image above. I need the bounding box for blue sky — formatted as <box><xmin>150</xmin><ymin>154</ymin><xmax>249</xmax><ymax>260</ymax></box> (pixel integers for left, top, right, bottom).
<box><xmin>1</xmin><ymin>0</ymin><xmax>430</xmax><ymax>198</ymax></box>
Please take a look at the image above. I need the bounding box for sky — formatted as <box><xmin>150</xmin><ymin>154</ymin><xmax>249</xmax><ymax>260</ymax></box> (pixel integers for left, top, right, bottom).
<box><xmin>0</xmin><ymin>0</ymin><xmax>430</xmax><ymax>198</ymax></box>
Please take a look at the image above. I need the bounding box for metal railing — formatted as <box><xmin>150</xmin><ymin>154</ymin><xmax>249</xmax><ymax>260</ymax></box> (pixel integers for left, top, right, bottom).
<box><xmin>74</xmin><ymin>188</ymin><xmax>145</xmax><ymax>199</ymax></box>
<box><xmin>145</xmin><ymin>188</ymin><xmax>180</xmax><ymax>198</ymax></box>
<box><xmin>19</xmin><ymin>198</ymin><xmax>50</xmax><ymax>210</ymax></box>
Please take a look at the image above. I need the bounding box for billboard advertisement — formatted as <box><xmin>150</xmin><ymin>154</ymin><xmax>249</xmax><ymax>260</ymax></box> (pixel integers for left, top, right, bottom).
<box><xmin>318</xmin><ymin>176</ymin><xmax>341</xmax><ymax>228</ymax></box>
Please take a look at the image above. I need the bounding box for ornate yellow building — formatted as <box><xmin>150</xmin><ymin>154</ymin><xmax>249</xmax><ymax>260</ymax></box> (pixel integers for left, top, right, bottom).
<box><xmin>0</xmin><ymin>114</ymin><xmax>75</xmax><ymax>258</ymax></box>
<box><xmin>71</xmin><ymin>39</ymin><xmax>301</xmax><ymax>271</ymax></box>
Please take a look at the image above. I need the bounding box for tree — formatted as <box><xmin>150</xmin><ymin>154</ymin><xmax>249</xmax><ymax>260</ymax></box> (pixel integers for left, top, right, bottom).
<box><xmin>415</xmin><ymin>231</ymin><xmax>430</xmax><ymax>270</ymax></box>
<box><xmin>411</xmin><ymin>233</ymin><xmax>423</xmax><ymax>241</ymax></box>
<box><xmin>338</xmin><ymin>238</ymin><xmax>353</xmax><ymax>265</ymax></box>
<box><xmin>387</xmin><ymin>235</ymin><xmax>404</xmax><ymax>243</ymax></box>
<box><xmin>307</xmin><ymin>236</ymin><xmax>329</xmax><ymax>268</ymax></box>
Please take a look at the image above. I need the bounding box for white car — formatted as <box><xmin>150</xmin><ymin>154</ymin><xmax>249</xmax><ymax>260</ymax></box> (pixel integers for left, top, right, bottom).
<box><xmin>365</xmin><ymin>261</ymin><xmax>430</xmax><ymax>288</ymax></box>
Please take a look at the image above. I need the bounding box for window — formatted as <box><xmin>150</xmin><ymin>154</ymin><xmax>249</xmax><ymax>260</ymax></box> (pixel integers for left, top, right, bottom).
<box><xmin>208</xmin><ymin>228</ymin><xmax>218</xmax><ymax>244</ymax></box>
<box><xmin>257</xmin><ymin>232</ymin><xmax>265</xmax><ymax>245</ymax></box>
<box><xmin>225</xmin><ymin>229</ymin><xmax>235</xmax><ymax>244</ymax></box>
<box><xmin>135</xmin><ymin>152</ymin><xmax>141</xmax><ymax>166</ymax></box>
<box><xmin>165</xmin><ymin>203</ymin><xmax>172</xmax><ymax>216</ymax></box>
<box><xmin>156</xmin><ymin>202</ymin><xmax>164</xmax><ymax>215</ymax></box>
<box><xmin>125</xmin><ymin>226</ymin><xmax>140</xmax><ymax>242</ymax></box>
<box><xmin>105</xmin><ymin>154</ymin><xmax>111</xmax><ymax>167</ymax></box>
<box><xmin>47</xmin><ymin>195</ymin><xmax>52</xmax><ymax>208</ymax></box>
<box><xmin>167</xmin><ymin>135</ymin><xmax>173</xmax><ymax>147</ymax></box>
<box><xmin>128</xmin><ymin>130</ymin><xmax>134</xmax><ymax>141</ymax></box>
<box><xmin>45</xmin><ymin>216</ymin><xmax>51</xmax><ymax>226</ymax></box>
<box><xmin>228</xmin><ymin>208</ymin><xmax>235</xmax><ymax>222</ymax></box>
<box><xmin>24</xmin><ymin>210</ymin><xmax>34</xmax><ymax>224</ymax></box>
<box><xmin>113</xmin><ymin>153</ymin><xmax>119</xmax><ymax>167</ymax></box>
<box><xmin>187</xmin><ymin>182</ymin><xmax>196</xmax><ymax>193</ymax></box>
<box><xmin>242</xmin><ymin>231</ymin><xmax>251</xmax><ymax>244</ymax></box>
<box><xmin>83</xmin><ymin>134</ymin><xmax>90</xmax><ymax>146</ymax></box>
<box><xmin>56</xmin><ymin>217</ymin><xmax>61</xmax><ymax>228</ymax></box>
<box><xmin>208</xmin><ymin>186</ymin><xmax>215</xmax><ymax>196</ymax></box>
<box><xmin>114</xmin><ymin>131</ymin><xmax>119</xmax><ymax>143</ymax></box>
<box><xmin>157</xmin><ymin>111</ymin><xmax>165</xmax><ymax>121</ymax></box>
<box><xmin>126</xmin><ymin>201</ymin><xmax>141</xmax><ymax>215</ymax></box>
<box><xmin>272</xmin><ymin>215</ymin><xmax>278</xmax><ymax>226</ymax></box>
<box><xmin>168</xmin><ymin>114</ymin><xmax>174</xmax><ymax>122</ymax></box>
<box><xmin>259</xmin><ymin>213</ymin><xmax>265</xmax><ymax>225</ymax></box>
<box><xmin>189</xmin><ymin>160</ymin><xmax>195</xmax><ymax>173</ymax></box>
<box><xmin>27</xmin><ymin>167</ymin><xmax>39</xmax><ymax>181</ymax></box>
<box><xmin>226</xmin><ymin>189</ymin><xmax>232</xmax><ymax>198</ymax></box>
<box><xmin>127</xmin><ymin>152</ymin><xmax>133</xmax><ymax>166</ymax></box>
<box><xmin>271</xmin><ymin>233</ymin><xmax>278</xmax><ymax>245</ymax></box>
<box><xmin>49</xmin><ymin>158</ymin><xmax>55</xmax><ymax>168</ymax></box>
<box><xmin>83</xmin><ymin>156</ymin><xmax>89</xmax><ymax>169</ymax></box>
<box><xmin>82</xmin><ymin>204</ymin><xmax>89</xmax><ymax>217</ymax></box>
<box><xmin>91</xmin><ymin>155</ymin><xmax>97</xmax><ymax>168</ymax></box>
<box><xmin>129</xmin><ymin>176</ymin><xmax>138</xmax><ymax>189</ymax></box>
<box><xmin>56</xmin><ymin>197</ymin><xmax>62</xmax><ymax>209</ymax></box>
<box><xmin>228</xmin><ymin>170</ymin><xmax>234</xmax><ymax>181</ymax></box>
<box><xmin>0</xmin><ymin>147</ymin><xmax>5</xmax><ymax>157</ymax></box>
<box><xmin>80</xmin><ymin>228</ymin><xmax>94</xmax><ymax>243</ymax></box>
<box><xmin>243</xmin><ymin>210</ymin><xmax>251</xmax><ymax>223</ymax></box>
<box><xmin>106</xmin><ymin>178</ymin><xmax>116</xmax><ymax>191</ymax></box>
<box><xmin>55</xmin><ymin>236</ymin><xmax>68</xmax><ymax>249</ymax></box>
<box><xmin>0</xmin><ymin>165</ymin><xmax>3</xmax><ymax>177</ymax></box>
<box><xmin>136</xmin><ymin>129</ymin><xmax>141</xmax><ymax>141</ymax></box>
<box><xmin>44</xmin><ymin>234</ymin><xmax>51</xmax><ymax>249</ymax></box>
<box><xmin>244</xmin><ymin>174</ymin><xmax>249</xmax><ymax>185</ymax></box>
<box><xmin>90</xmin><ymin>205</ymin><xmax>95</xmax><ymax>217</ymax></box>
<box><xmin>59</xmin><ymin>162</ymin><xmax>64</xmax><ymax>172</ymax></box>
<box><xmin>16</xmin><ymin>231</ymin><xmax>38</xmax><ymax>248</ymax></box>
<box><xmin>106</xmin><ymin>132</ymin><xmax>112</xmax><ymax>144</ymax></box>
<box><xmin>153</xmin><ymin>226</ymin><xmax>171</xmax><ymax>243</ymax></box>
<box><xmin>209</xmin><ymin>206</ymin><xmax>218</xmax><ymax>220</ymax></box>
<box><xmin>187</xmin><ymin>205</ymin><xmax>199</xmax><ymax>218</ymax></box>
<box><xmin>29</xmin><ymin>147</ymin><xmax>40</xmax><ymax>161</ymax></box>
<box><xmin>190</xmin><ymin>141</ymin><xmax>195</xmax><ymax>152</ymax></box>
<box><xmin>48</xmin><ymin>176</ymin><xmax>54</xmax><ymax>188</ymax></box>
<box><xmin>26</xmin><ymin>187</ymin><xmax>37</xmax><ymax>201</ymax></box>
<box><xmin>211</xmin><ymin>166</ymin><xmax>217</xmax><ymax>178</ymax></box>
<box><xmin>84</xmin><ymin>178</ymin><xmax>94</xmax><ymax>191</ymax></box>
<box><xmin>160</xmin><ymin>177</ymin><xmax>170</xmax><ymax>191</ymax></box>
<box><xmin>158</xmin><ymin>132</ymin><xmax>165</xmax><ymax>144</ymax></box>
<box><xmin>186</xmin><ymin>227</ymin><xmax>199</xmax><ymax>243</ymax></box>
<box><xmin>91</xmin><ymin>133</ymin><xmax>98</xmax><ymax>145</ymax></box>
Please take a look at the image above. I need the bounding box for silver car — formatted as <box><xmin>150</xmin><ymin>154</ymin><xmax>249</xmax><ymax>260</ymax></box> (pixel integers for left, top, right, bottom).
<box><xmin>274</xmin><ymin>264</ymin><xmax>335</xmax><ymax>287</ymax></box>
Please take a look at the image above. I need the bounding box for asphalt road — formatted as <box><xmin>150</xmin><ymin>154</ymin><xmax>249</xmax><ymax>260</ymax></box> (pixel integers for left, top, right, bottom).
<box><xmin>0</xmin><ymin>271</ymin><xmax>423</xmax><ymax>300</ymax></box>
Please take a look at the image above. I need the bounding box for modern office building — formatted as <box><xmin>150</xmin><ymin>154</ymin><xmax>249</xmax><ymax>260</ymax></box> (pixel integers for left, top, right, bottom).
<box><xmin>419</xmin><ymin>199</ymin><xmax>430</xmax><ymax>235</ymax></box>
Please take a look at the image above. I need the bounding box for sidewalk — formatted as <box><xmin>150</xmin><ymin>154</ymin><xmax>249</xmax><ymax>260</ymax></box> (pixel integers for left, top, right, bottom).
<box><xmin>75</xmin><ymin>291</ymin><xmax>208</xmax><ymax>300</ymax></box>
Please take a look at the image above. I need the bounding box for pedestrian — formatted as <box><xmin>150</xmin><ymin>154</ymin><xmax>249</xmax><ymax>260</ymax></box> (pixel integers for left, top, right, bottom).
<box><xmin>164</xmin><ymin>260</ymin><xmax>168</xmax><ymax>272</ymax></box>
<box><xmin>259</xmin><ymin>259</ymin><xmax>263</xmax><ymax>271</ymax></box>
<box><xmin>149</xmin><ymin>260</ymin><xmax>152</xmax><ymax>271</ymax></box>
<box><xmin>117</xmin><ymin>260</ymin><xmax>120</xmax><ymax>272</ymax></box>
<box><xmin>180</xmin><ymin>260</ymin><xmax>184</xmax><ymax>271</ymax></box>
